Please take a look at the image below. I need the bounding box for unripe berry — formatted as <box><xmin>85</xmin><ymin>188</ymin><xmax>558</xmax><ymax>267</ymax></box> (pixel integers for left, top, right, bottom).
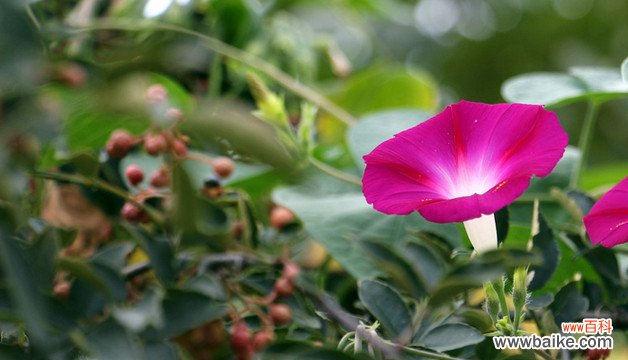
<box><xmin>166</xmin><ymin>107</ymin><xmax>183</xmax><ymax>121</ymax></box>
<box><xmin>125</xmin><ymin>164</ymin><xmax>144</xmax><ymax>186</ymax></box>
<box><xmin>230</xmin><ymin>321</ymin><xmax>252</xmax><ymax>352</ymax></box>
<box><xmin>273</xmin><ymin>277</ymin><xmax>294</xmax><ymax>297</ymax></box>
<box><xmin>252</xmin><ymin>330</ymin><xmax>274</xmax><ymax>350</ymax></box>
<box><xmin>53</xmin><ymin>281</ymin><xmax>71</xmax><ymax>299</ymax></box>
<box><xmin>213</xmin><ymin>156</ymin><xmax>234</xmax><ymax>178</ymax></box>
<box><xmin>282</xmin><ymin>262</ymin><xmax>301</xmax><ymax>280</ymax></box>
<box><xmin>144</xmin><ymin>134</ymin><xmax>167</xmax><ymax>156</ymax></box>
<box><xmin>270</xmin><ymin>206</ymin><xmax>294</xmax><ymax>229</ymax></box>
<box><xmin>269</xmin><ymin>304</ymin><xmax>292</xmax><ymax>325</ymax></box>
<box><xmin>121</xmin><ymin>202</ymin><xmax>142</xmax><ymax>222</ymax></box>
<box><xmin>58</xmin><ymin>63</ymin><xmax>87</xmax><ymax>87</ymax></box>
<box><xmin>106</xmin><ymin>130</ymin><xmax>134</xmax><ymax>159</ymax></box>
<box><xmin>146</xmin><ymin>84</ymin><xmax>167</xmax><ymax>103</ymax></box>
<box><xmin>150</xmin><ymin>168</ymin><xmax>170</xmax><ymax>188</ymax></box>
<box><xmin>171</xmin><ymin>139</ymin><xmax>188</xmax><ymax>156</ymax></box>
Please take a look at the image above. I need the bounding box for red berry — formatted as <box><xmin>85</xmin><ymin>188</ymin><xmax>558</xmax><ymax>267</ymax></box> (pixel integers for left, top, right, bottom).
<box><xmin>270</xmin><ymin>206</ymin><xmax>294</xmax><ymax>229</ymax></box>
<box><xmin>252</xmin><ymin>330</ymin><xmax>274</xmax><ymax>350</ymax></box>
<box><xmin>121</xmin><ymin>202</ymin><xmax>142</xmax><ymax>222</ymax></box>
<box><xmin>150</xmin><ymin>168</ymin><xmax>170</xmax><ymax>188</ymax></box>
<box><xmin>171</xmin><ymin>139</ymin><xmax>188</xmax><ymax>156</ymax></box>
<box><xmin>213</xmin><ymin>156</ymin><xmax>234</xmax><ymax>178</ymax></box>
<box><xmin>282</xmin><ymin>262</ymin><xmax>301</xmax><ymax>280</ymax></box>
<box><xmin>106</xmin><ymin>130</ymin><xmax>134</xmax><ymax>159</ymax></box>
<box><xmin>269</xmin><ymin>304</ymin><xmax>292</xmax><ymax>325</ymax></box>
<box><xmin>125</xmin><ymin>164</ymin><xmax>144</xmax><ymax>186</ymax></box>
<box><xmin>144</xmin><ymin>134</ymin><xmax>167</xmax><ymax>156</ymax></box>
<box><xmin>273</xmin><ymin>277</ymin><xmax>294</xmax><ymax>297</ymax></box>
<box><xmin>230</xmin><ymin>321</ymin><xmax>252</xmax><ymax>352</ymax></box>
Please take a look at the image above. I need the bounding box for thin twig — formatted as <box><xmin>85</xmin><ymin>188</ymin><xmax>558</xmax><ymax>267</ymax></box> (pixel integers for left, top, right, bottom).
<box><xmin>31</xmin><ymin>170</ymin><xmax>164</xmax><ymax>223</ymax></box>
<box><xmin>309</xmin><ymin>157</ymin><xmax>362</xmax><ymax>186</ymax></box>
<box><xmin>65</xmin><ymin>19</ymin><xmax>357</xmax><ymax>126</ymax></box>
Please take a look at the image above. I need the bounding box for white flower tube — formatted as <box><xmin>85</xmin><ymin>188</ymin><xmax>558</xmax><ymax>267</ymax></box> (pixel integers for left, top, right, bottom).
<box><xmin>463</xmin><ymin>213</ymin><xmax>498</xmax><ymax>253</ymax></box>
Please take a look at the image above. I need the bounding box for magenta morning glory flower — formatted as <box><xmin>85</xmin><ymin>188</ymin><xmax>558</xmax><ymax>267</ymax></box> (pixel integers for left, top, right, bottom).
<box><xmin>362</xmin><ymin>100</ymin><xmax>568</xmax><ymax>252</ymax></box>
<box><xmin>583</xmin><ymin>177</ymin><xmax>628</xmax><ymax>248</ymax></box>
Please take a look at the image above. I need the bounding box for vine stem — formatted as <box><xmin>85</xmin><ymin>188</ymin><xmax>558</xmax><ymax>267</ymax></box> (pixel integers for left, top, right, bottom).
<box><xmin>65</xmin><ymin>19</ymin><xmax>357</xmax><ymax>126</ymax></box>
<box><xmin>309</xmin><ymin>157</ymin><xmax>362</xmax><ymax>186</ymax></box>
<box><xmin>31</xmin><ymin>170</ymin><xmax>164</xmax><ymax>223</ymax></box>
<box><xmin>570</xmin><ymin>100</ymin><xmax>600</xmax><ymax>188</ymax></box>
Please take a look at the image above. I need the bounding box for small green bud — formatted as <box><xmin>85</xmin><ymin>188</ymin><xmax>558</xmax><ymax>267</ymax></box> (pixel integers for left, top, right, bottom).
<box><xmin>483</xmin><ymin>282</ymin><xmax>500</xmax><ymax>323</ymax></box>
<box><xmin>512</xmin><ymin>267</ymin><xmax>528</xmax><ymax>312</ymax></box>
<box><xmin>247</xmin><ymin>72</ymin><xmax>290</xmax><ymax>131</ymax></box>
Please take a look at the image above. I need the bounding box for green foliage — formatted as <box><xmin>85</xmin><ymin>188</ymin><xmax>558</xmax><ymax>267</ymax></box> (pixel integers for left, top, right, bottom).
<box><xmin>0</xmin><ymin>1</ymin><xmax>627</xmax><ymax>359</ymax></box>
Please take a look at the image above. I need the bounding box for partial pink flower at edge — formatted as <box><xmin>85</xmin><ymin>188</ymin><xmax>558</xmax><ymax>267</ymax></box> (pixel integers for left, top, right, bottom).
<box><xmin>362</xmin><ymin>100</ymin><xmax>568</xmax><ymax>251</ymax></box>
<box><xmin>583</xmin><ymin>177</ymin><xmax>628</xmax><ymax>248</ymax></box>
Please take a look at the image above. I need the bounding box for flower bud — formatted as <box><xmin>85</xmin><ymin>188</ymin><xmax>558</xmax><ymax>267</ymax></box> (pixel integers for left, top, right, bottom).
<box><xmin>512</xmin><ymin>267</ymin><xmax>528</xmax><ymax>312</ymax></box>
<box><xmin>483</xmin><ymin>282</ymin><xmax>500</xmax><ymax>323</ymax></box>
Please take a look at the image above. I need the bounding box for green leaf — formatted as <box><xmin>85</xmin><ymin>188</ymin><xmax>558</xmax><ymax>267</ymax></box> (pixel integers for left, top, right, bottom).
<box><xmin>0</xmin><ymin>227</ymin><xmax>60</xmax><ymax>351</ymax></box>
<box><xmin>273</xmin><ymin>172</ymin><xmax>459</xmax><ymax>279</ymax></box>
<box><xmin>501</xmin><ymin>68</ymin><xmax>628</xmax><ymax>107</ymax></box>
<box><xmin>347</xmin><ymin>109</ymin><xmax>432</xmax><ymax>171</ymax></box>
<box><xmin>145</xmin><ymin>289</ymin><xmax>228</xmax><ymax>339</ymax></box>
<box><xmin>538</xmin><ymin>234</ymin><xmax>601</xmax><ymax>294</ymax></box>
<box><xmin>333</xmin><ymin>64</ymin><xmax>439</xmax><ymax>115</ymax></box>
<box><xmin>85</xmin><ymin>319</ymin><xmax>144</xmax><ymax>360</ymax></box>
<box><xmin>127</xmin><ymin>227</ymin><xmax>177</xmax><ymax>284</ymax></box>
<box><xmin>358</xmin><ymin>280</ymin><xmax>412</xmax><ymax>339</ymax></box>
<box><xmin>528</xmin><ymin>214</ymin><xmax>559</xmax><ymax>291</ymax></box>
<box><xmin>361</xmin><ymin>241</ymin><xmax>429</xmax><ymax>298</ymax></box>
<box><xmin>501</xmin><ymin>72</ymin><xmax>585</xmax><ymax>107</ymax></box>
<box><xmin>112</xmin><ymin>286</ymin><xmax>164</xmax><ymax>332</ymax></box>
<box><xmin>581</xmin><ymin>162</ymin><xmax>628</xmax><ymax>190</ymax></box>
<box><xmin>550</xmin><ymin>282</ymin><xmax>588</xmax><ymax>325</ymax></box>
<box><xmin>428</xmin><ymin>249</ymin><xmax>540</xmax><ymax>307</ymax></box>
<box><xmin>64</xmin><ymin>111</ymin><xmax>149</xmax><ymax>152</ymax></box>
<box><xmin>56</xmin><ymin>256</ymin><xmax>111</xmax><ymax>296</ymax></box>
<box><xmin>401</xmin><ymin>242</ymin><xmax>446</xmax><ymax>288</ymax></box>
<box><xmin>416</xmin><ymin>323</ymin><xmax>484</xmax><ymax>352</ymax></box>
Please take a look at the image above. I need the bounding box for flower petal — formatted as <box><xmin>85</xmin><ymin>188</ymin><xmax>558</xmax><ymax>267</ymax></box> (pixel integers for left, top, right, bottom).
<box><xmin>583</xmin><ymin>177</ymin><xmax>628</xmax><ymax>247</ymax></box>
<box><xmin>362</xmin><ymin>100</ymin><xmax>568</xmax><ymax>223</ymax></box>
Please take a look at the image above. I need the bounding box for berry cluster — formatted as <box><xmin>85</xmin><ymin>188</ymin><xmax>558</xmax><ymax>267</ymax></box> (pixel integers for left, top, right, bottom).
<box><xmin>229</xmin><ymin>261</ymin><xmax>301</xmax><ymax>359</ymax></box>
<box><xmin>585</xmin><ymin>348</ymin><xmax>611</xmax><ymax>360</ymax></box>
<box><xmin>104</xmin><ymin>84</ymin><xmax>235</xmax><ymax>223</ymax></box>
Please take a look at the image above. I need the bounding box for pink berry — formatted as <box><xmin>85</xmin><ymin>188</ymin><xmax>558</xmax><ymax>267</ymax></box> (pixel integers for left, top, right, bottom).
<box><xmin>282</xmin><ymin>262</ymin><xmax>301</xmax><ymax>280</ymax></box>
<box><xmin>269</xmin><ymin>304</ymin><xmax>292</xmax><ymax>325</ymax></box>
<box><xmin>150</xmin><ymin>168</ymin><xmax>170</xmax><ymax>188</ymax></box>
<box><xmin>125</xmin><ymin>164</ymin><xmax>144</xmax><ymax>186</ymax></box>
<box><xmin>121</xmin><ymin>202</ymin><xmax>142</xmax><ymax>222</ymax></box>
<box><xmin>213</xmin><ymin>157</ymin><xmax>234</xmax><ymax>178</ymax></box>
<box><xmin>146</xmin><ymin>84</ymin><xmax>167</xmax><ymax>103</ymax></box>
<box><xmin>171</xmin><ymin>139</ymin><xmax>188</xmax><ymax>156</ymax></box>
<box><xmin>273</xmin><ymin>277</ymin><xmax>294</xmax><ymax>297</ymax></box>
<box><xmin>270</xmin><ymin>206</ymin><xmax>294</xmax><ymax>229</ymax></box>
<box><xmin>106</xmin><ymin>130</ymin><xmax>134</xmax><ymax>159</ymax></box>
<box><xmin>144</xmin><ymin>134</ymin><xmax>167</xmax><ymax>156</ymax></box>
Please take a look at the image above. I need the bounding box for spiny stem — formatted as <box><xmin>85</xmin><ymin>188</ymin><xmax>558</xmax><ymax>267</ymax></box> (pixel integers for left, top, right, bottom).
<box><xmin>66</xmin><ymin>19</ymin><xmax>357</xmax><ymax>126</ymax></box>
<box><xmin>570</xmin><ymin>100</ymin><xmax>600</xmax><ymax>188</ymax></box>
<box><xmin>309</xmin><ymin>157</ymin><xmax>362</xmax><ymax>186</ymax></box>
<box><xmin>533</xmin><ymin>349</ymin><xmax>555</xmax><ymax>360</ymax></box>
